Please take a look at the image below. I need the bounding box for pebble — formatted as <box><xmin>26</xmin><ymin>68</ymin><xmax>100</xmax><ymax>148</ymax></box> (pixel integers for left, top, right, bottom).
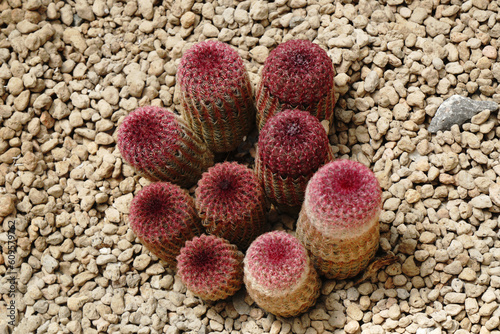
<box><xmin>0</xmin><ymin>195</ymin><xmax>15</xmax><ymax>216</ymax></box>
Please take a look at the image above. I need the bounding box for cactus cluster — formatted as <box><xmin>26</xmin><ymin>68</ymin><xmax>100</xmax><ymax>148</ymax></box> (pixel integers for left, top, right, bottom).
<box><xmin>255</xmin><ymin>39</ymin><xmax>336</xmax><ymax>130</ymax></box>
<box><xmin>119</xmin><ymin>39</ymin><xmax>384</xmax><ymax>316</ymax></box>
<box><xmin>117</xmin><ymin>106</ymin><xmax>214</xmax><ymax>188</ymax></box>
<box><xmin>129</xmin><ymin>182</ymin><xmax>203</xmax><ymax>269</ymax></box>
<box><xmin>195</xmin><ymin>162</ymin><xmax>267</xmax><ymax>250</ymax></box>
<box><xmin>296</xmin><ymin>159</ymin><xmax>382</xmax><ymax>279</ymax></box>
<box><xmin>256</xmin><ymin>109</ymin><xmax>332</xmax><ymax>212</ymax></box>
<box><xmin>177</xmin><ymin>234</ymin><xmax>244</xmax><ymax>301</ymax></box>
<box><xmin>177</xmin><ymin>40</ymin><xmax>255</xmax><ymax>153</ymax></box>
<box><xmin>244</xmin><ymin>231</ymin><xmax>321</xmax><ymax>317</ymax></box>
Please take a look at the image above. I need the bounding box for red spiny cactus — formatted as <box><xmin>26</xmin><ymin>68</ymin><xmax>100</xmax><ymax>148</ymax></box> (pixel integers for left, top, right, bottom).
<box><xmin>255</xmin><ymin>39</ymin><xmax>335</xmax><ymax>130</ymax></box>
<box><xmin>177</xmin><ymin>40</ymin><xmax>255</xmax><ymax>153</ymax></box>
<box><xmin>195</xmin><ymin>162</ymin><xmax>267</xmax><ymax>250</ymax></box>
<box><xmin>129</xmin><ymin>182</ymin><xmax>203</xmax><ymax>268</ymax></box>
<box><xmin>117</xmin><ymin>106</ymin><xmax>214</xmax><ymax>188</ymax></box>
<box><xmin>177</xmin><ymin>234</ymin><xmax>244</xmax><ymax>301</ymax></box>
<box><xmin>243</xmin><ymin>231</ymin><xmax>320</xmax><ymax>317</ymax></box>
<box><xmin>256</xmin><ymin>109</ymin><xmax>332</xmax><ymax>211</ymax></box>
<box><xmin>296</xmin><ymin>159</ymin><xmax>382</xmax><ymax>279</ymax></box>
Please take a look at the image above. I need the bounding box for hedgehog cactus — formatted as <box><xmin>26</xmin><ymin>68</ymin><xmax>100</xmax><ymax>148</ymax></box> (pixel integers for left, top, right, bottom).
<box><xmin>296</xmin><ymin>160</ymin><xmax>382</xmax><ymax>280</ymax></box>
<box><xmin>243</xmin><ymin>231</ymin><xmax>320</xmax><ymax>317</ymax></box>
<box><xmin>195</xmin><ymin>162</ymin><xmax>267</xmax><ymax>250</ymax></box>
<box><xmin>129</xmin><ymin>182</ymin><xmax>203</xmax><ymax>269</ymax></box>
<box><xmin>117</xmin><ymin>106</ymin><xmax>214</xmax><ymax>188</ymax></box>
<box><xmin>255</xmin><ymin>109</ymin><xmax>332</xmax><ymax>212</ymax></box>
<box><xmin>255</xmin><ymin>39</ymin><xmax>335</xmax><ymax>130</ymax></box>
<box><xmin>177</xmin><ymin>234</ymin><xmax>244</xmax><ymax>301</ymax></box>
<box><xmin>177</xmin><ymin>40</ymin><xmax>255</xmax><ymax>153</ymax></box>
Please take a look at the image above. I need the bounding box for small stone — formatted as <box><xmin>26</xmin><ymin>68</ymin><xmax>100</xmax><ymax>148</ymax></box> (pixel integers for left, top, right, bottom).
<box><xmin>346</xmin><ymin>304</ymin><xmax>363</xmax><ymax>321</ymax></box>
<box><xmin>0</xmin><ymin>195</ymin><xmax>15</xmax><ymax>216</ymax></box>
<box><xmin>459</xmin><ymin>268</ymin><xmax>476</xmax><ymax>281</ymax></box>
<box><xmin>250</xmin><ymin>45</ymin><xmax>269</xmax><ymax>63</ymax></box>
<box><xmin>95</xmin><ymin>133</ymin><xmax>114</xmax><ymax>145</ymax></box>
<box><xmin>126</xmin><ymin>70</ymin><xmax>146</xmax><ymax>98</ymax></box>
<box><xmin>329</xmin><ymin>311</ymin><xmax>346</xmax><ymax>328</ymax></box>
<box><xmin>250</xmin><ymin>1</ymin><xmax>268</xmax><ymax>20</ymax></box>
<box><xmin>232</xmin><ymin>290</ymin><xmax>251</xmax><ymax>315</ymax></box>
<box><xmin>470</xmin><ymin>194</ymin><xmax>492</xmax><ymax>209</ymax></box>
<box><xmin>68</xmin><ymin>295</ymin><xmax>90</xmax><ymax>312</ymax></box>
<box><xmin>133</xmin><ymin>254</ymin><xmax>151</xmax><ymax>270</ymax></box>
<box><xmin>102</xmin><ymin>86</ymin><xmax>119</xmax><ymax>105</ymax></box>
<box><xmin>74</xmin><ymin>271</ymin><xmax>97</xmax><ymax>286</ymax></box>
<box><xmin>114</xmin><ymin>193</ymin><xmax>133</xmax><ymax>214</ymax></box>
<box><xmin>234</xmin><ymin>9</ymin><xmax>249</xmax><ymax>24</ymax></box>
<box><xmin>420</xmin><ymin>257</ymin><xmax>436</xmax><ymax>277</ymax></box>
<box><xmin>41</xmin><ymin>254</ymin><xmax>58</xmax><ymax>273</ymax></box>
<box><xmin>444</xmin><ymin>292</ymin><xmax>466</xmax><ymax>304</ymax></box>
<box><xmin>483</xmin><ymin>45</ymin><xmax>497</xmax><ymax>59</ymax></box>
<box><xmin>345</xmin><ymin>320</ymin><xmax>359</xmax><ymax>334</ymax></box>
<box><xmin>479</xmin><ymin>302</ymin><xmax>498</xmax><ymax>316</ymax></box>
<box><xmin>76</xmin><ymin>0</ymin><xmax>95</xmax><ymax>21</ymax></box>
<box><xmin>180</xmin><ymin>12</ymin><xmax>196</xmax><ymax>28</ymax></box>
<box><xmin>202</xmin><ymin>23</ymin><xmax>219</xmax><ymax>37</ymax></box>
<box><xmin>419</xmin><ymin>231</ymin><xmax>436</xmax><ymax>244</ymax></box>
<box><xmin>443</xmin><ymin>261</ymin><xmax>463</xmax><ymax>275</ymax></box>
<box><xmin>402</xmin><ymin>256</ymin><xmax>420</xmax><ymax>276</ymax></box>
<box><xmin>364</xmin><ymin>71</ymin><xmax>379</xmax><ymax>93</ymax></box>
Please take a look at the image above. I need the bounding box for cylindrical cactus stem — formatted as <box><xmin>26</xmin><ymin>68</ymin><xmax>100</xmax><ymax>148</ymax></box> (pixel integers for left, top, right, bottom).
<box><xmin>129</xmin><ymin>182</ymin><xmax>203</xmax><ymax>269</ymax></box>
<box><xmin>177</xmin><ymin>40</ymin><xmax>255</xmax><ymax>153</ymax></box>
<box><xmin>117</xmin><ymin>106</ymin><xmax>214</xmax><ymax>188</ymax></box>
<box><xmin>195</xmin><ymin>162</ymin><xmax>267</xmax><ymax>250</ymax></box>
<box><xmin>177</xmin><ymin>234</ymin><xmax>244</xmax><ymax>301</ymax></box>
<box><xmin>255</xmin><ymin>39</ymin><xmax>335</xmax><ymax>131</ymax></box>
<box><xmin>296</xmin><ymin>160</ymin><xmax>382</xmax><ymax>280</ymax></box>
<box><xmin>255</xmin><ymin>109</ymin><xmax>332</xmax><ymax>212</ymax></box>
<box><xmin>243</xmin><ymin>231</ymin><xmax>321</xmax><ymax>317</ymax></box>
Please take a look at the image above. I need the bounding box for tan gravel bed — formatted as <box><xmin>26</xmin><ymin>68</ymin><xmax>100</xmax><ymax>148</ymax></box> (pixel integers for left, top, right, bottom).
<box><xmin>1</xmin><ymin>0</ymin><xmax>500</xmax><ymax>334</ymax></box>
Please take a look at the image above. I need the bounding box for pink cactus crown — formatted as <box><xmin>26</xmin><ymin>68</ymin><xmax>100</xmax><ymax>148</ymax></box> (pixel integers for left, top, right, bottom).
<box><xmin>262</xmin><ymin>39</ymin><xmax>334</xmax><ymax>106</ymax></box>
<box><xmin>117</xmin><ymin>106</ymin><xmax>181</xmax><ymax>169</ymax></box>
<box><xmin>258</xmin><ymin>109</ymin><xmax>329</xmax><ymax>177</ymax></box>
<box><xmin>129</xmin><ymin>182</ymin><xmax>195</xmax><ymax>241</ymax></box>
<box><xmin>177</xmin><ymin>235</ymin><xmax>241</xmax><ymax>293</ymax></box>
<box><xmin>177</xmin><ymin>40</ymin><xmax>248</xmax><ymax>102</ymax></box>
<box><xmin>196</xmin><ymin>162</ymin><xmax>262</xmax><ymax>220</ymax></box>
<box><xmin>245</xmin><ymin>231</ymin><xmax>308</xmax><ymax>290</ymax></box>
<box><xmin>306</xmin><ymin>160</ymin><xmax>382</xmax><ymax>229</ymax></box>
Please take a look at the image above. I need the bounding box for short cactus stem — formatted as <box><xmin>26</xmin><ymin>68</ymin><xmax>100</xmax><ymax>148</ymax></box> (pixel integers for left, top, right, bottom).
<box><xmin>177</xmin><ymin>40</ymin><xmax>255</xmax><ymax>153</ymax></box>
<box><xmin>256</xmin><ymin>109</ymin><xmax>332</xmax><ymax>211</ymax></box>
<box><xmin>129</xmin><ymin>182</ymin><xmax>203</xmax><ymax>269</ymax></box>
<box><xmin>117</xmin><ymin>106</ymin><xmax>214</xmax><ymax>188</ymax></box>
<box><xmin>255</xmin><ymin>39</ymin><xmax>335</xmax><ymax>131</ymax></box>
<box><xmin>195</xmin><ymin>162</ymin><xmax>267</xmax><ymax>250</ymax></box>
<box><xmin>243</xmin><ymin>231</ymin><xmax>321</xmax><ymax>317</ymax></box>
<box><xmin>296</xmin><ymin>160</ymin><xmax>382</xmax><ymax>280</ymax></box>
<box><xmin>177</xmin><ymin>234</ymin><xmax>244</xmax><ymax>301</ymax></box>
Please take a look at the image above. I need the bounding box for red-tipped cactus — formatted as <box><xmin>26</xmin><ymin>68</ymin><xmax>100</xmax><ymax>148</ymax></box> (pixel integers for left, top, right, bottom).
<box><xmin>117</xmin><ymin>106</ymin><xmax>214</xmax><ymax>188</ymax></box>
<box><xmin>177</xmin><ymin>234</ymin><xmax>244</xmax><ymax>301</ymax></box>
<box><xmin>129</xmin><ymin>182</ymin><xmax>203</xmax><ymax>268</ymax></box>
<box><xmin>195</xmin><ymin>162</ymin><xmax>267</xmax><ymax>250</ymax></box>
<box><xmin>255</xmin><ymin>39</ymin><xmax>335</xmax><ymax>130</ymax></box>
<box><xmin>296</xmin><ymin>160</ymin><xmax>382</xmax><ymax>279</ymax></box>
<box><xmin>177</xmin><ymin>40</ymin><xmax>255</xmax><ymax>153</ymax></box>
<box><xmin>255</xmin><ymin>109</ymin><xmax>333</xmax><ymax>212</ymax></box>
<box><xmin>243</xmin><ymin>231</ymin><xmax>320</xmax><ymax>317</ymax></box>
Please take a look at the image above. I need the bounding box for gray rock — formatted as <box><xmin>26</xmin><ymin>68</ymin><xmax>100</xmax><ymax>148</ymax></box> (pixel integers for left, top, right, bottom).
<box><xmin>428</xmin><ymin>95</ymin><xmax>498</xmax><ymax>133</ymax></box>
<box><xmin>232</xmin><ymin>289</ymin><xmax>251</xmax><ymax>315</ymax></box>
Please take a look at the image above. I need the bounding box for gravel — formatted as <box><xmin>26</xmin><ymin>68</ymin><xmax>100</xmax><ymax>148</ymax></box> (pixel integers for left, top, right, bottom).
<box><xmin>1</xmin><ymin>0</ymin><xmax>500</xmax><ymax>333</ymax></box>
